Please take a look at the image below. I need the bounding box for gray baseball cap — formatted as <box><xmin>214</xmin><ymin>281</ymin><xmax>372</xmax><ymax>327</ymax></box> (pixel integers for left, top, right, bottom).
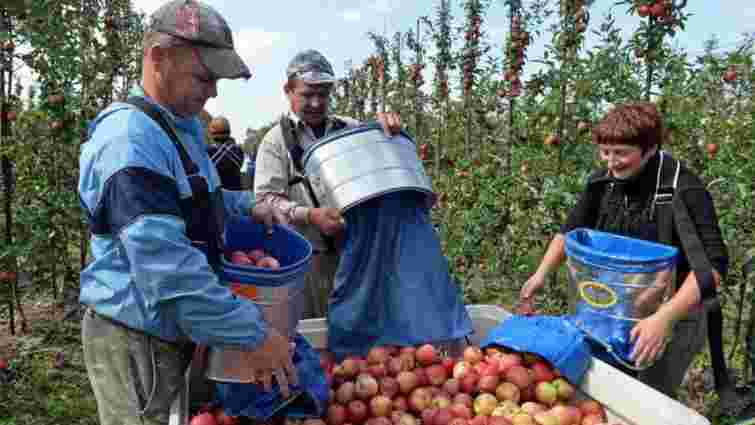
<box><xmin>286</xmin><ymin>49</ymin><xmax>337</xmax><ymax>84</ymax></box>
<box><xmin>148</xmin><ymin>0</ymin><xmax>251</xmax><ymax>80</ymax></box>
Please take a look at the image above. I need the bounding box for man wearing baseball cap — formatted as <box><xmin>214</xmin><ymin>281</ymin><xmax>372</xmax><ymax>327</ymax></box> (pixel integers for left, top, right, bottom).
<box><xmin>254</xmin><ymin>49</ymin><xmax>401</xmax><ymax>320</ymax></box>
<box><xmin>79</xmin><ymin>2</ymin><xmax>296</xmax><ymax>424</ymax></box>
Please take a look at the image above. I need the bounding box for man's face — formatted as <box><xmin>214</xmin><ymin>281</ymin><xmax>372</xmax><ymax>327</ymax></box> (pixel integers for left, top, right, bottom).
<box><xmin>161</xmin><ymin>48</ymin><xmax>218</xmax><ymax>118</ymax></box>
<box><xmin>286</xmin><ymin>79</ymin><xmax>333</xmax><ymax>127</ymax></box>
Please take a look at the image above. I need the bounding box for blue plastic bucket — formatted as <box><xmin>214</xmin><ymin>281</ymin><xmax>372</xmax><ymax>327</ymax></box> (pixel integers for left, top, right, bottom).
<box><xmin>206</xmin><ymin>216</ymin><xmax>313</xmax><ymax>384</ymax></box>
<box><xmin>220</xmin><ymin>216</ymin><xmax>313</xmax><ymax>338</ymax></box>
<box><xmin>564</xmin><ymin>228</ymin><xmax>679</xmax><ymax>370</ymax></box>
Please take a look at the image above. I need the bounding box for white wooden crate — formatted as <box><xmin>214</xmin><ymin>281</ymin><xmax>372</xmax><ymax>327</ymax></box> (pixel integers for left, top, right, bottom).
<box><xmin>296</xmin><ymin>304</ymin><xmax>711</xmax><ymax>425</ymax></box>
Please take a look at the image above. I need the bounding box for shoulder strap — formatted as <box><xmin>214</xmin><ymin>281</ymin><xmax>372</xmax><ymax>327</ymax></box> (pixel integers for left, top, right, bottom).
<box><xmin>652</xmin><ymin>152</ymin><xmax>731</xmax><ymax>392</ymax></box>
<box><xmin>125</xmin><ymin>97</ymin><xmax>199</xmax><ymax>176</ymax></box>
<box><xmin>279</xmin><ymin>115</ymin><xmax>306</xmax><ymax>174</ymax></box>
<box><xmin>654</xmin><ymin>151</ymin><xmax>678</xmax><ymax>246</ymax></box>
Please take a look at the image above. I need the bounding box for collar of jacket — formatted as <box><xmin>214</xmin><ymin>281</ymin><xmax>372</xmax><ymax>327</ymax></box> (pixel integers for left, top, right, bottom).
<box><xmin>129</xmin><ymin>85</ymin><xmax>202</xmax><ymax>134</ymax></box>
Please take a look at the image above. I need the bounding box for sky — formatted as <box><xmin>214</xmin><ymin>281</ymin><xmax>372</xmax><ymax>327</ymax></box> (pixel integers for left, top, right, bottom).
<box><xmin>127</xmin><ymin>1</ymin><xmax>755</xmax><ymax>139</ymax></box>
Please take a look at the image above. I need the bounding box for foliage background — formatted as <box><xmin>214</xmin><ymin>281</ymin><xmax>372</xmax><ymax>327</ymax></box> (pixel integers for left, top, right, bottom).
<box><xmin>0</xmin><ymin>0</ymin><xmax>753</xmax><ymax>423</ymax></box>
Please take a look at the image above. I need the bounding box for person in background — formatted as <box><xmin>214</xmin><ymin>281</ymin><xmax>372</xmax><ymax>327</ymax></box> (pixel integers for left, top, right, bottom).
<box><xmin>240</xmin><ymin>128</ymin><xmax>259</xmax><ymax>189</ymax></box>
<box><xmin>78</xmin><ymin>2</ymin><xmax>295</xmax><ymax>424</ymax></box>
<box><xmin>254</xmin><ymin>49</ymin><xmax>400</xmax><ymax>319</ymax></box>
<box><xmin>519</xmin><ymin>102</ymin><xmax>728</xmax><ymax>399</ymax></box>
<box><xmin>208</xmin><ymin>115</ymin><xmax>246</xmax><ymax>190</ymax></box>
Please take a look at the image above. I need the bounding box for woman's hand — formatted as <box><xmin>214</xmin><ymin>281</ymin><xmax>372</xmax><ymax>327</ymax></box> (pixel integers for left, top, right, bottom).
<box><xmin>520</xmin><ymin>272</ymin><xmax>547</xmax><ymax>302</ymax></box>
<box><xmin>630</xmin><ymin>311</ymin><xmax>672</xmax><ymax>367</ymax></box>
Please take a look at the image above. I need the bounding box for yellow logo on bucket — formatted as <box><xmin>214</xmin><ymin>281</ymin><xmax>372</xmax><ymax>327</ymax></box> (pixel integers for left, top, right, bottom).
<box><xmin>578</xmin><ymin>280</ymin><xmax>618</xmax><ymax>309</ymax></box>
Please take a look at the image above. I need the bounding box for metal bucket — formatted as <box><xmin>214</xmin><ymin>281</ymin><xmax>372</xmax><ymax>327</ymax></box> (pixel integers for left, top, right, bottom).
<box><xmin>564</xmin><ymin>228</ymin><xmax>679</xmax><ymax>370</ymax></box>
<box><xmin>205</xmin><ymin>217</ymin><xmax>312</xmax><ymax>383</ymax></box>
<box><xmin>302</xmin><ymin>124</ymin><xmax>433</xmax><ymax>212</ymax></box>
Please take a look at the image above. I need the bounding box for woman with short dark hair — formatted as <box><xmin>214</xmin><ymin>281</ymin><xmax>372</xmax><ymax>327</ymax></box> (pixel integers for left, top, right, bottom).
<box><xmin>520</xmin><ymin>102</ymin><xmax>728</xmax><ymax>398</ymax></box>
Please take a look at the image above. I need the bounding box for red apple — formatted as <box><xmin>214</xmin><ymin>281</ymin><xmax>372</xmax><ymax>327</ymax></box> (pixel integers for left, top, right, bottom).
<box><xmin>397</xmin><ymin>371</ymin><xmax>419</xmax><ymax>394</ymax></box>
<box><xmin>551</xmin><ymin>378</ymin><xmax>575</xmax><ymax>401</ymax></box>
<box><xmin>442</xmin><ymin>378</ymin><xmax>460</xmax><ymax>396</ymax></box>
<box><xmin>388</xmin><ymin>357</ymin><xmax>404</xmax><ymax>376</ymax></box>
<box><xmin>463</xmin><ymin>346</ymin><xmax>484</xmax><ymax>364</ymax></box>
<box><xmin>498</xmin><ymin>354</ymin><xmax>522</xmax><ymax>373</ymax></box>
<box><xmin>478</xmin><ymin>374</ymin><xmax>500</xmax><ymax>393</ymax></box>
<box><xmin>580</xmin><ymin>413</ymin><xmax>605</xmax><ymax>425</ymax></box>
<box><xmin>576</xmin><ymin>400</ymin><xmax>605</xmax><ymax>420</ymax></box>
<box><xmin>434</xmin><ymin>408</ymin><xmax>454</xmax><ymax>425</ymax></box>
<box><xmin>190</xmin><ymin>413</ymin><xmax>218</xmax><ymax>425</ymax></box>
<box><xmin>408</xmin><ymin>387</ymin><xmax>433</xmax><ymax>413</ymax></box>
<box><xmin>246</xmin><ymin>249</ymin><xmax>266</xmax><ymax>262</ymax></box>
<box><xmin>257</xmin><ymin>256</ymin><xmax>281</xmax><ymax>269</ymax></box>
<box><xmin>495</xmin><ymin>382</ymin><xmax>520</xmax><ymax>403</ymax></box>
<box><xmin>379</xmin><ymin>376</ymin><xmax>399</xmax><ymax>398</ymax></box>
<box><xmin>473</xmin><ymin>393</ymin><xmax>498</xmax><ymax>416</ymax></box>
<box><xmin>336</xmin><ymin>382</ymin><xmax>356</xmax><ymax>405</ymax></box>
<box><xmin>519</xmin><ymin>402</ymin><xmax>546</xmax><ymax>416</ymax></box>
<box><xmin>369</xmin><ymin>362</ymin><xmax>387</xmax><ymax>378</ymax></box>
<box><xmin>392</xmin><ymin>396</ymin><xmax>408</xmax><ymax>412</ymax></box>
<box><xmin>328</xmin><ymin>404</ymin><xmax>348</xmax><ymax>425</ymax></box>
<box><xmin>433</xmin><ymin>394</ymin><xmax>453</xmax><ymax>409</ymax></box>
<box><xmin>422</xmin><ymin>408</ymin><xmax>440</xmax><ymax>425</ymax></box>
<box><xmin>450</xmin><ymin>403</ymin><xmax>473</xmax><ymax>420</ymax></box>
<box><xmin>488</xmin><ymin>418</ymin><xmax>510</xmax><ymax>425</ymax></box>
<box><xmin>534</xmin><ymin>382</ymin><xmax>558</xmax><ymax>406</ymax></box>
<box><xmin>460</xmin><ymin>372</ymin><xmax>480</xmax><ymax>394</ymax></box>
<box><xmin>338</xmin><ymin>357</ymin><xmax>360</xmax><ymax>378</ymax></box>
<box><xmin>230</xmin><ymin>251</ymin><xmax>253</xmax><ymax>265</ymax></box>
<box><xmin>532</xmin><ymin>412</ymin><xmax>558</xmax><ymax>425</ymax></box>
<box><xmin>347</xmin><ymin>400</ymin><xmax>368</xmax><ymax>424</ymax></box>
<box><xmin>427</xmin><ymin>364</ymin><xmax>449</xmax><ymax>386</ymax></box>
<box><xmin>400</xmin><ymin>346</ymin><xmax>417</xmax><ymax>357</ymax></box>
<box><xmin>370</xmin><ymin>395</ymin><xmax>393</xmax><ymax>417</ymax></box>
<box><xmin>396</xmin><ymin>413</ymin><xmax>418</xmax><ymax>425</ymax></box>
<box><xmin>415</xmin><ymin>367</ymin><xmax>429</xmax><ymax>387</ymax></box>
<box><xmin>505</xmin><ymin>366</ymin><xmax>532</xmax><ymax>390</ymax></box>
<box><xmin>453</xmin><ymin>393</ymin><xmax>473</xmax><ymax>408</ymax></box>
<box><xmin>511</xmin><ymin>413</ymin><xmax>535</xmax><ymax>425</ymax></box>
<box><xmin>453</xmin><ymin>361</ymin><xmax>471</xmax><ymax>379</ymax></box>
<box><xmin>367</xmin><ymin>346</ymin><xmax>390</xmax><ymax>364</ymax></box>
<box><xmin>417</xmin><ymin>344</ymin><xmax>438</xmax><ymax>366</ymax></box>
<box><xmin>469</xmin><ymin>416</ymin><xmax>489</xmax><ymax>425</ymax></box>
<box><xmin>355</xmin><ymin>373</ymin><xmax>379</xmax><ymax>400</ymax></box>
<box><xmin>530</xmin><ymin>362</ymin><xmax>555</xmax><ymax>383</ymax></box>
<box><xmin>442</xmin><ymin>357</ymin><xmax>456</xmax><ymax>375</ymax></box>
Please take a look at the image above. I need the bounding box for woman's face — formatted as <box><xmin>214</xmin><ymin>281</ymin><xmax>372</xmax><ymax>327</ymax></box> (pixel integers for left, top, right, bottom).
<box><xmin>598</xmin><ymin>144</ymin><xmax>648</xmax><ymax>179</ymax></box>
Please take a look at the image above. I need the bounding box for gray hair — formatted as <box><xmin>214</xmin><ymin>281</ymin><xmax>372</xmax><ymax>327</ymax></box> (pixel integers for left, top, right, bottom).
<box><xmin>141</xmin><ymin>31</ymin><xmax>194</xmax><ymax>81</ymax></box>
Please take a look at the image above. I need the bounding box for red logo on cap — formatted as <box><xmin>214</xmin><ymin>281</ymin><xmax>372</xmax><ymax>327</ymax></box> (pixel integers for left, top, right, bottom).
<box><xmin>175</xmin><ymin>4</ymin><xmax>200</xmax><ymax>38</ymax></box>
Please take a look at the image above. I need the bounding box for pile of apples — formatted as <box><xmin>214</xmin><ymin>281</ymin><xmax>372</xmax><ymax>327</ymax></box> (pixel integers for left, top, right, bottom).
<box><xmin>229</xmin><ymin>249</ymin><xmax>281</xmax><ymax>270</ymax></box>
<box><xmin>320</xmin><ymin>344</ymin><xmax>617</xmax><ymax>425</ymax></box>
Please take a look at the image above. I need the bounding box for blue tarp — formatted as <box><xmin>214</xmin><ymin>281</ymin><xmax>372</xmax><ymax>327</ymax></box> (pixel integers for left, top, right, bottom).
<box><xmin>480</xmin><ymin>315</ymin><xmax>593</xmax><ymax>385</ymax></box>
<box><xmin>326</xmin><ymin>191</ymin><xmax>475</xmax><ymax>359</ymax></box>
<box><xmin>214</xmin><ymin>333</ymin><xmax>329</xmax><ymax>420</ymax></box>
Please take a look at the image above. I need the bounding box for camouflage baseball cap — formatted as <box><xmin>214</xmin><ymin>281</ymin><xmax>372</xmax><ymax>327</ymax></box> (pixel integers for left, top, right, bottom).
<box><xmin>148</xmin><ymin>0</ymin><xmax>251</xmax><ymax>80</ymax></box>
<box><xmin>286</xmin><ymin>49</ymin><xmax>337</xmax><ymax>84</ymax></box>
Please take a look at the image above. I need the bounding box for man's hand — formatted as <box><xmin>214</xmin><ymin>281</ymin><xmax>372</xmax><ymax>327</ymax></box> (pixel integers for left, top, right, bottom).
<box><xmin>243</xmin><ymin>329</ymin><xmax>298</xmax><ymax>398</ymax></box>
<box><xmin>376</xmin><ymin>111</ymin><xmax>401</xmax><ymax>137</ymax></box>
<box><xmin>309</xmin><ymin>207</ymin><xmax>345</xmax><ymax>236</ymax></box>
<box><xmin>250</xmin><ymin>202</ymin><xmax>288</xmax><ymax>235</ymax></box>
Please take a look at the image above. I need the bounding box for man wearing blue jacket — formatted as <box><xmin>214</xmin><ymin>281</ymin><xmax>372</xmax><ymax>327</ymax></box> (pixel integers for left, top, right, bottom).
<box><xmin>78</xmin><ymin>2</ymin><xmax>296</xmax><ymax>424</ymax></box>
